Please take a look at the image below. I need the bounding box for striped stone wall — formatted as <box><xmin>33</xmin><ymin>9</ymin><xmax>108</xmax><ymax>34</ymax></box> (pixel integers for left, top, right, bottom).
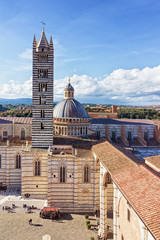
<box><xmin>21</xmin><ymin>148</ymin><xmax>48</xmax><ymax>199</ymax></box>
<box><xmin>32</xmin><ymin>31</ymin><xmax>54</xmax><ymax>148</ymax></box>
<box><xmin>48</xmin><ymin>149</ymin><xmax>95</xmax><ymax>212</ymax></box>
<box><xmin>0</xmin><ymin>146</ymin><xmax>22</xmax><ymax>188</ymax></box>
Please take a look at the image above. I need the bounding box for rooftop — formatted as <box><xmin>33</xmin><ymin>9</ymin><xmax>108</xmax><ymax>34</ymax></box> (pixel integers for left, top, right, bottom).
<box><xmin>0</xmin><ymin>117</ymin><xmax>32</xmax><ymax>124</ymax></box>
<box><xmin>92</xmin><ymin>141</ymin><xmax>160</xmax><ymax>240</ymax></box>
<box><xmin>145</xmin><ymin>155</ymin><xmax>160</xmax><ymax>172</ymax></box>
<box><xmin>91</xmin><ymin>118</ymin><xmax>156</xmax><ymax>125</ymax></box>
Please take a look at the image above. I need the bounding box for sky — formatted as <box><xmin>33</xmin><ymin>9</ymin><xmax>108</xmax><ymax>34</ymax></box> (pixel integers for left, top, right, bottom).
<box><xmin>1</xmin><ymin>0</ymin><xmax>160</xmax><ymax>105</ymax></box>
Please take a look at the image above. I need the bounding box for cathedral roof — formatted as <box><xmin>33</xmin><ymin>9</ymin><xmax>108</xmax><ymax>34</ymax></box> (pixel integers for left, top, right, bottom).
<box><xmin>37</xmin><ymin>28</ymin><xmax>49</xmax><ymax>48</ymax></box>
<box><xmin>53</xmin><ymin>98</ymin><xmax>89</xmax><ymax>119</ymax></box>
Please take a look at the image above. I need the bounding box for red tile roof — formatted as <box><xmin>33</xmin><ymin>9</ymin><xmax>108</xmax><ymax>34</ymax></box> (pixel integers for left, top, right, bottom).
<box><xmin>145</xmin><ymin>155</ymin><xmax>160</xmax><ymax>171</ymax></box>
<box><xmin>92</xmin><ymin>141</ymin><xmax>160</xmax><ymax>240</ymax></box>
<box><xmin>0</xmin><ymin>117</ymin><xmax>32</xmax><ymax>124</ymax></box>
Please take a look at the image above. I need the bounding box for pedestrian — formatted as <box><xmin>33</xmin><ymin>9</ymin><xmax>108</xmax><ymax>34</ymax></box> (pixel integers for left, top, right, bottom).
<box><xmin>97</xmin><ymin>219</ymin><xmax>99</xmax><ymax>226</ymax></box>
<box><xmin>95</xmin><ymin>209</ymin><xmax>97</xmax><ymax>217</ymax></box>
<box><xmin>28</xmin><ymin>219</ymin><xmax>32</xmax><ymax>225</ymax></box>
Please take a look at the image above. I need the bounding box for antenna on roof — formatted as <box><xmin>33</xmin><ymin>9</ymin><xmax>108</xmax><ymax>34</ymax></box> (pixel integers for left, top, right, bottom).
<box><xmin>41</xmin><ymin>21</ymin><xmax>46</xmax><ymax>25</ymax></box>
<box><xmin>41</xmin><ymin>21</ymin><xmax>46</xmax><ymax>32</ymax></box>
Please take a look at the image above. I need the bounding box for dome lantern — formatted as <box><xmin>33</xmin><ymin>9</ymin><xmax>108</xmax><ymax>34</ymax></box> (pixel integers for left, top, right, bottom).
<box><xmin>64</xmin><ymin>79</ymin><xmax>74</xmax><ymax>99</ymax></box>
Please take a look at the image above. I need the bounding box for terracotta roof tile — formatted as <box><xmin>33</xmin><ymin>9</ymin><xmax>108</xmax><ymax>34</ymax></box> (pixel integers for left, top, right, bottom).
<box><xmin>92</xmin><ymin>141</ymin><xmax>160</xmax><ymax>240</ymax></box>
<box><xmin>0</xmin><ymin>117</ymin><xmax>32</xmax><ymax>124</ymax></box>
<box><xmin>145</xmin><ymin>155</ymin><xmax>160</xmax><ymax>171</ymax></box>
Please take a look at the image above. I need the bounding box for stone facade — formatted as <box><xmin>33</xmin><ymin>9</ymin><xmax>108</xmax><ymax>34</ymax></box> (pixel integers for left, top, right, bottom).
<box><xmin>32</xmin><ymin>29</ymin><xmax>54</xmax><ymax>148</ymax></box>
<box><xmin>0</xmin><ymin>146</ymin><xmax>22</xmax><ymax>188</ymax></box>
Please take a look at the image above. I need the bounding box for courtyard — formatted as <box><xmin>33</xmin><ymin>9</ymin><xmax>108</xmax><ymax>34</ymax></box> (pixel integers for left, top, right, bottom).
<box><xmin>0</xmin><ymin>191</ymin><xmax>98</xmax><ymax>240</ymax></box>
<box><xmin>0</xmin><ymin>212</ymin><xmax>98</xmax><ymax>240</ymax></box>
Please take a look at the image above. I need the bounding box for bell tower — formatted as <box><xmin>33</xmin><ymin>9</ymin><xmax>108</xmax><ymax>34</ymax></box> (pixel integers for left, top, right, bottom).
<box><xmin>32</xmin><ymin>28</ymin><xmax>54</xmax><ymax>148</ymax></box>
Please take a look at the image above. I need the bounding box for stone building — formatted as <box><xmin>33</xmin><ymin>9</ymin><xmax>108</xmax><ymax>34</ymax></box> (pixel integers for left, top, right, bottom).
<box><xmin>0</xmin><ymin>28</ymin><xmax>160</xmax><ymax>239</ymax></box>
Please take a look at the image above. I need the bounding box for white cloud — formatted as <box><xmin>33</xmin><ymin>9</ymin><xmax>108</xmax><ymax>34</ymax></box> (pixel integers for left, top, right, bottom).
<box><xmin>19</xmin><ymin>48</ymin><xmax>32</xmax><ymax>60</ymax></box>
<box><xmin>0</xmin><ymin>77</ymin><xmax>32</xmax><ymax>99</ymax></box>
<box><xmin>1</xmin><ymin>65</ymin><xmax>160</xmax><ymax>105</ymax></box>
<box><xmin>55</xmin><ymin>65</ymin><xmax>160</xmax><ymax>105</ymax></box>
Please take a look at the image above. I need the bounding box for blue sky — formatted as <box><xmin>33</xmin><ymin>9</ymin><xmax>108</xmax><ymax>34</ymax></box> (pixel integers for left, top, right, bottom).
<box><xmin>1</xmin><ymin>0</ymin><xmax>160</xmax><ymax>105</ymax></box>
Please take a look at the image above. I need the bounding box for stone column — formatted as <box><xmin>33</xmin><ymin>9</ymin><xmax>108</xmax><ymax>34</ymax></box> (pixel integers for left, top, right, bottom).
<box><xmin>100</xmin><ymin>185</ymin><xmax>108</xmax><ymax>238</ymax></box>
<box><xmin>99</xmin><ymin>166</ymin><xmax>108</xmax><ymax>238</ymax></box>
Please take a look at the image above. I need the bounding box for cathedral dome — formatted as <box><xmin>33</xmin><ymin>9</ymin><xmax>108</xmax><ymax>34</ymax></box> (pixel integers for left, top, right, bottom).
<box><xmin>53</xmin><ymin>98</ymin><xmax>89</xmax><ymax>118</ymax></box>
<box><xmin>53</xmin><ymin>80</ymin><xmax>90</xmax><ymax>137</ymax></box>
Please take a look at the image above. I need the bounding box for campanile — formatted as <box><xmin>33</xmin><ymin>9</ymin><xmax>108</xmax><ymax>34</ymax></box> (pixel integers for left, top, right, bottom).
<box><xmin>32</xmin><ymin>28</ymin><xmax>54</xmax><ymax>148</ymax></box>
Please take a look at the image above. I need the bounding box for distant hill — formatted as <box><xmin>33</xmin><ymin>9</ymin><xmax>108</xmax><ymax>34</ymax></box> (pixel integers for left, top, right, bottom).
<box><xmin>0</xmin><ymin>98</ymin><xmax>32</xmax><ymax>105</ymax></box>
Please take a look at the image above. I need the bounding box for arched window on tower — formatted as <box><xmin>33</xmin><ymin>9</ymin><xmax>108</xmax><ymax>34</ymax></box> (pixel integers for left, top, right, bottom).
<box><xmin>21</xmin><ymin>128</ymin><xmax>25</xmax><ymax>140</ymax></box>
<box><xmin>84</xmin><ymin>165</ymin><xmax>90</xmax><ymax>183</ymax></box>
<box><xmin>15</xmin><ymin>154</ymin><xmax>21</xmax><ymax>169</ymax></box>
<box><xmin>35</xmin><ymin>160</ymin><xmax>41</xmax><ymax>176</ymax></box>
<box><xmin>59</xmin><ymin>166</ymin><xmax>66</xmax><ymax>183</ymax></box>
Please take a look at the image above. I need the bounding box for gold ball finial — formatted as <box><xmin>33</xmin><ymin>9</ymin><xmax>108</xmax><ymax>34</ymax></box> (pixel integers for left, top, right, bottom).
<box><xmin>68</xmin><ymin>78</ymin><xmax>70</xmax><ymax>83</ymax></box>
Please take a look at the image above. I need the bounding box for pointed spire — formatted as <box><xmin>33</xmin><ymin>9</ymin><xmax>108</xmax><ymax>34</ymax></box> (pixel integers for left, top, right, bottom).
<box><xmin>37</xmin><ymin>28</ymin><xmax>49</xmax><ymax>49</ymax></box>
<box><xmin>33</xmin><ymin>34</ymin><xmax>36</xmax><ymax>42</ymax></box>
<box><xmin>50</xmin><ymin>35</ymin><xmax>53</xmax><ymax>45</ymax></box>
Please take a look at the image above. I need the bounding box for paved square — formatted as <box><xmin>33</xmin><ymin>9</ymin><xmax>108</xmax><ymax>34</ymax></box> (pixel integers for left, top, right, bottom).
<box><xmin>0</xmin><ymin>212</ymin><xmax>98</xmax><ymax>240</ymax></box>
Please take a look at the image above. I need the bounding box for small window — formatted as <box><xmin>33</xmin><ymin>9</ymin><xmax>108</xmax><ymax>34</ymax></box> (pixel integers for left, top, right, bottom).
<box><xmin>40</xmin><ymin>96</ymin><xmax>46</xmax><ymax>105</ymax></box>
<box><xmin>60</xmin><ymin>166</ymin><xmax>66</xmax><ymax>183</ymax></box>
<box><xmin>21</xmin><ymin>129</ymin><xmax>25</xmax><ymax>140</ymax></box>
<box><xmin>41</xmin><ymin>110</ymin><xmax>45</xmax><ymax>118</ymax></box>
<box><xmin>144</xmin><ymin>131</ymin><xmax>149</xmax><ymax>141</ymax></box>
<box><xmin>128</xmin><ymin>131</ymin><xmax>132</xmax><ymax>141</ymax></box>
<box><xmin>38</xmin><ymin>54</ymin><xmax>48</xmax><ymax>63</ymax></box>
<box><xmin>0</xmin><ymin>155</ymin><xmax>1</xmax><ymax>168</ymax></box>
<box><xmin>35</xmin><ymin>160</ymin><xmax>41</xmax><ymax>176</ymax></box>
<box><xmin>15</xmin><ymin>154</ymin><xmax>21</xmax><ymax>169</ymax></box>
<box><xmin>121</xmin><ymin>235</ymin><xmax>124</xmax><ymax>240</ymax></box>
<box><xmin>38</xmin><ymin>69</ymin><xmax>48</xmax><ymax>78</ymax></box>
<box><xmin>41</xmin><ymin>122</ymin><xmax>44</xmax><ymax>129</ymax></box>
<box><xmin>3</xmin><ymin>131</ymin><xmax>8</xmax><ymax>140</ymax></box>
<box><xmin>111</xmin><ymin>131</ymin><xmax>116</xmax><ymax>141</ymax></box>
<box><xmin>97</xmin><ymin>131</ymin><xmax>100</xmax><ymax>139</ymax></box>
<box><xmin>84</xmin><ymin>165</ymin><xmax>90</xmax><ymax>183</ymax></box>
<box><xmin>39</xmin><ymin>83</ymin><xmax>47</xmax><ymax>92</ymax></box>
<box><xmin>127</xmin><ymin>209</ymin><xmax>130</xmax><ymax>222</ymax></box>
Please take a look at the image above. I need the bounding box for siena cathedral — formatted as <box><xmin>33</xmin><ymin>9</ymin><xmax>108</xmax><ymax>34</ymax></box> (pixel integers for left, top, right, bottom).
<box><xmin>0</xmin><ymin>29</ymin><xmax>159</xmax><ymax>240</ymax></box>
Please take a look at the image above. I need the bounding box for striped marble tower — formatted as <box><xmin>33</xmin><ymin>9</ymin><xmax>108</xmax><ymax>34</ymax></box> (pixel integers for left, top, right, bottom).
<box><xmin>32</xmin><ymin>28</ymin><xmax>54</xmax><ymax>148</ymax></box>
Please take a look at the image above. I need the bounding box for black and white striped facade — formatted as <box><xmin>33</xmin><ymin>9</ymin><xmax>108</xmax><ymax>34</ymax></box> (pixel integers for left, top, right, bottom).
<box><xmin>32</xmin><ymin>29</ymin><xmax>54</xmax><ymax>148</ymax></box>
